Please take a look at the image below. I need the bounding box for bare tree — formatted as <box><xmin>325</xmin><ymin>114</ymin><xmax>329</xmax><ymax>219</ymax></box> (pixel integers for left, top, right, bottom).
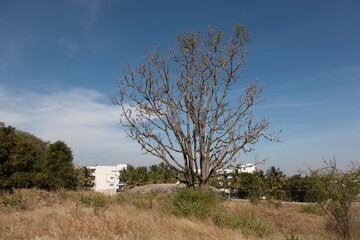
<box><xmin>112</xmin><ymin>24</ymin><xmax>280</xmax><ymax>187</ymax></box>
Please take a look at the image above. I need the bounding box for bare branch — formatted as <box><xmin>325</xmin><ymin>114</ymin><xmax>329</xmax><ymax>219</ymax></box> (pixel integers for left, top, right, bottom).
<box><xmin>113</xmin><ymin>24</ymin><xmax>280</xmax><ymax>187</ymax></box>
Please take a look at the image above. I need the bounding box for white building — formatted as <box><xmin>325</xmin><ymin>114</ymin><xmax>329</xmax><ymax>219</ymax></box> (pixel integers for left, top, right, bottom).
<box><xmin>88</xmin><ymin>164</ymin><xmax>127</xmax><ymax>195</ymax></box>
<box><xmin>238</xmin><ymin>163</ymin><xmax>259</xmax><ymax>173</ymax></box>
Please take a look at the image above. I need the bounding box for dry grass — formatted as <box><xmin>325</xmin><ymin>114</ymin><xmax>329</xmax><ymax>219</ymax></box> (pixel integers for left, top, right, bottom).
<box><xmin>1</xmin><ymin>189</ymin><xmax>358</xmax><ymax>240</ymax></box>
<box><xmin>0</xmin><ymin>192</ymin><xmax>243</xmax><ymax>240</ymax></box>
<box><xmin>224</xmin><ymin>201</ymin><xmax>329</xmax><ymax>239</ymax></box>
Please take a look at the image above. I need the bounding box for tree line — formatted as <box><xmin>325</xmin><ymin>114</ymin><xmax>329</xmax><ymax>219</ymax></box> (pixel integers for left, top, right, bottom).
<box><xmin>120</xmin><ymin>163</ymin><xmax>317</xmax><ymax>202</ymax></box>
<box><xmin>119</xmin><ymin>162</ymin><xmax>178</xmax><ymax>188</ymax></box>
<box><xmin>210</xmin><ymin>166</ymin><xmax>316</xmax><ymax>202</ymax></box>
<box><xmin>120</xmin><ymin>162</ymin><xmax>359</xmax><ymax>205</ymax></box>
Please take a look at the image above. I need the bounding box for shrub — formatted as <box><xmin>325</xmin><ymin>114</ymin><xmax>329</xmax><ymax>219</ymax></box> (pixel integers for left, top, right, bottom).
<box><xmin>0</xmin><ymin>189</ymin><xmax>23</xmax><ymax>210</ymax></box>
<box><xmin>308</xmin><ymin>159</ymin><xmax>360</xmax><ymax>240</ymax></box>
<box><xmin>76</xmin><ymin>193</ymin><xmax>108</xmax><ymax>214</ymax></box>
<box><xmin>173</xmin><ymin>188</ymin><xmax>221</xmax><ymax>219</ymax></box>
<box><xmin>77</xmin><ymin>193</ymin><xmax>92</xmax><ymax>207</ymax></box>
<box><xmin>172</xmin><ymin>187</ymin><xmax>271</xmax><ymax>237</ymax></box>
<box><xmin>91</xmin><ymin>195</ymin><xmax>107</xmax><ymax>214</ymax></box>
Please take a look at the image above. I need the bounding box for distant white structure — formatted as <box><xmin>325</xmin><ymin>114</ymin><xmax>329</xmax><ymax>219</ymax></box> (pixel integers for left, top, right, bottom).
<box><xmin>238</xmin><ymin>163</ymin><xmax>259</xmax><ymax>173</ymax></box>
<box><xmin>88</xmin><ymin>164</ymin><xmax>127</xmax><ymax>195</ymax></box>
<box><xmin>217</xmin><ymin>168</ymin><xmax>235</xmax><ymax>174</ymax></box>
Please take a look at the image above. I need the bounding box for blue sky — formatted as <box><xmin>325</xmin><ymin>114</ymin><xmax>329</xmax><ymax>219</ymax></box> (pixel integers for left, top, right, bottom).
<box><xmin>1</xmin><ymin>0</ymin><xmax>359</xmax><ymax>175</ymax></box>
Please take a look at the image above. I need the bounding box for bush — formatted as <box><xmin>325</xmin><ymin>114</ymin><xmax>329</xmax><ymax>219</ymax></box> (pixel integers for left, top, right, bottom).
<box><xmin>76</xmin><ymin>193</ymin><xmax>107</xmax><ymax>214</ymax></box>
<box><xmin>172</xmin><ymin>187</ymin><xmax>271</xmax><ymax>237</ymax></box>
<box><xmin>308</xmin><ymin>159</ymin><xmax>360</xmax><ymax>240</ymax></box>
<box><xmin>91</xmin><ymin>195</ymin><xmax>107</xmax><ymax>213</ymax></box>
<box><xmin>173</xmin><ymin>188</ymin><xmax>221</xmax><ymax>219</ymax></box>
<box><xmin>0</xmin><ymin>189</ymin><xmax>23</xmax><ymax>210</ymax></box>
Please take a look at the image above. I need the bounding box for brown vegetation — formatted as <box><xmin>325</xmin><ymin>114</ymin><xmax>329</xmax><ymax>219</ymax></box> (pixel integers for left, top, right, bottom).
<box><xmin>0</xmin><ymin>189</ymin><xmax>359</xmax><ymax>240</ymax></box>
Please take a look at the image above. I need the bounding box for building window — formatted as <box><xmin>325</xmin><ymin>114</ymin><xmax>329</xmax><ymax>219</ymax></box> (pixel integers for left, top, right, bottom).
<box><xmin>109</xmin><ymin>184</ymin><xmax>114</xmax><ymax>187</ymax></box>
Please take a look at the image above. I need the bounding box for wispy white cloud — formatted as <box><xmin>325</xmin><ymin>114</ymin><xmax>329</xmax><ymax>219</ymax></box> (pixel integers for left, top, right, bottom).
<box><xmin>0</xmin><ymin>86</ymin><xmax>152</xmax><ymax>166</ymax></box>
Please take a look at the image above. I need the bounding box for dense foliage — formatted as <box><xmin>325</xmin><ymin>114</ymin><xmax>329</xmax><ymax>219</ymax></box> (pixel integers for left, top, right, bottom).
<box><xmin>119</xmin><ymin>162</ymin><xmax>178</xmax><ymax>188</ymax></box>
<box><xmin>0</xmin><ymin>123</ymin><xmax>79</xmax><ymax>191</ymax></box>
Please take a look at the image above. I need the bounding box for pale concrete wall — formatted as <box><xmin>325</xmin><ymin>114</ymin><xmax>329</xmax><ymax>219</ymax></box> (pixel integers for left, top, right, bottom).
<box><xmin>88</xmin><ymin>164</ymin><xmax>127</xmax><ymax>195</ymax></box>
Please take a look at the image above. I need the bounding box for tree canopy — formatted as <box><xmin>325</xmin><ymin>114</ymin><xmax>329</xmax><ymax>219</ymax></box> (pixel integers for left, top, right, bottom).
<box><xmin>112</xmin><ymin>24</ymin><xmax>280</xmax><ymax>187</ymax></box>
<box><xmin>0</xmin><ymin>122</ymin><xmax>78</xmax><ymax>191</ymax></box>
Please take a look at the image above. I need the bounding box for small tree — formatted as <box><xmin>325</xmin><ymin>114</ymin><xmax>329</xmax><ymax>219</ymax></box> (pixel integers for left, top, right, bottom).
<box><xmin>113</xmin><ymin>24</ymin><xmax>280</xmax><ymax>187</ymax></box>
<box><xmin>309</xmin><ymin>159</ymin><xmax>360</xmax><ymax>240</ymax></box>
<box><xmin>233</xmin><ymin>171</ymin><xmax>265</xmax><ymax>200</ymax></box>
<box><xmin>284</xmin><ymin>174</ymin><xmax>315</xmax><ymax>202</ymax></box>
<box><xmin>41</xmin><ymin>141</ymin><xmax>77</xmax><ymax>190</ymax></box>
<box><xmin>265</xmin><ymin>166</ymin><xmax>286</xmax><ymax>200</ymax></box>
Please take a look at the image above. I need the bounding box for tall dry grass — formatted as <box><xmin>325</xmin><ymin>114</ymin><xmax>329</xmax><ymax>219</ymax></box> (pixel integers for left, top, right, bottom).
<box><xmin>1</xmin><ymin>189</ymin><xmax>358</xmax><ymax>240</ymax></box>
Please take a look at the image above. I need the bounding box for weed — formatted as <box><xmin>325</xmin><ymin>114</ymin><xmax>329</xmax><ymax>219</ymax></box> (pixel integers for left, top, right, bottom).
<box><xmin>283</xmin><ymin>231</ymin><xmax>300</xmax><ymax>240</ymax></box>
<box><xmin>267</xmin><ymin>198</ymin><xmax>282</xmax><ymax>209</ymax></box>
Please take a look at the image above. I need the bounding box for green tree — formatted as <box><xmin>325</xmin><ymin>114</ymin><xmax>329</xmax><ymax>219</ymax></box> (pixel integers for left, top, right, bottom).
<box><xmin>119</xmin><ymin>165</ymin><xmax>147</xmax><ymax>188</ymax></box>
<box><xmin>308</xmin><ymin>159</ymin><xmax>360</xmax><ymax>240</ymax></box>
<box><xmin>120</xmin><ymin>163</ymin><xmax>178</xmax><ymax>188</ymax></box>
<box><xmin>0</xmin><ymin>123</ymin><xmax>48</xmax><ymax>190</ymax></box>
<box><xmin>148</xmin><ymin>162</ymin><xmax>177</xmax><ymax>184</ymax></box>
<box><xmin>284</xmin><ymin>174</ymin><xmax>315</xmax><ymax>202</ymax></box>
<box><xmin>40</xmin><ymin>141</ymin><xmax>77</xmax><ymax>190</ymax></box>
<box><xmin>265</xmin><ymin>166</ymin><xmax>286</xmax><ymax>200</ymax></box>
<box><xmin>82</xmin><ymin>167</ymin><xmax>95</xmax><ymax>188</ymax></box>
<box><xmin>234</xmin><ymin>172</ymin><xmax>265</xmax><ymax>200</ymax></box>
<box><xmin>73</xmin><ymin>166</ymin><xmax>94</xmax><ymax>190</ymax></box>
